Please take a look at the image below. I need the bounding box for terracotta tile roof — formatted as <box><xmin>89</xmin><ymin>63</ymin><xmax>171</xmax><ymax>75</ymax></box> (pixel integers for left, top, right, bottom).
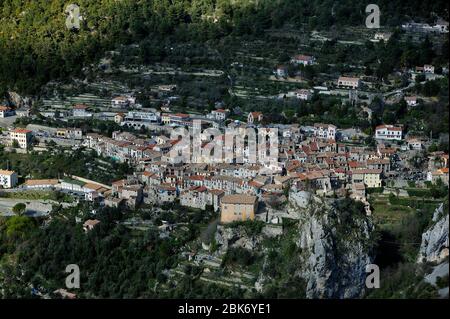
<box><xmin>221</xmin><ymin>194</ymin><xmax>257</xmax><ymax>205</ymax></box>
<box><xmin>172</xmin><ymin>113</ymin><xmax>190</xmax><ymax>118</ymax></box>
<box><xmin>83</xmin><ymin>219</ymin><xmax>100</xmax><ymax>227</ymax></box>
<box><xmin>112</xmin><ymin>179</ymin><xmax>126</xmax><ymax>186</ymax></box>
<box><xmin>209</xmin><ymin>189</ymin><xmax>225</xmax><ymax>195</ymax></box>
<box><xmin>376</xmin><ymin>124</ymin><xmax>402</xmax><ymax>131</ymax></box>
<box><xmin>0</xmin><ymin>170</ymin><xmax>16</xmax><ymax>176</ymax></box>
<box><xmin>248</xmin><ymin>180</ymin><xmax>263</xmax><ymax>188</ymax></box>
<box><xmin>11</xmin><ymin>128</ymin><xmax>32</xmax><ymax>134</ymax></box>
<box><xmin>24</xmin><ymin>179</ymin><xmax>59</xmax><ymax>186</ymax></box>
<box><xmin>293</xmin><ymin>54</ymin><xmax>314</xmax><ymax>61</ymax></box>
<box><xmin>73</xmin><ymin>104</ymin><xmax>88</xmax><ymax>109</ymax></box>
<box><xmin>84</xmin><ymin>183</ymin><xmax>104</xmax><ymax>191</ymax></box>
<box><xmin>352</xmin><ymin>169</ymin><xmax>382</xmax><ymax>174</ymax></box>
<box><xmin>338</xmin><ymin>76</ymin><xmax>360</xmax><ymax>82</ymax></box>
<box><xmin>188</xmin><ymin>175</ymin><xmax>205</xmax><ymax>181</ymax></box>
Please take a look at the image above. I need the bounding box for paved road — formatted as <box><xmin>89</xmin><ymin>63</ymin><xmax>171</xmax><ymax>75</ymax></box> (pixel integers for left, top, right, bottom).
<box><xmin>37</xmin><ymin>137</ymin><xmax>81</xmax><ymax>147</ymax></box>
<box><xmin>0</xmin><ymin>115</ymin><xmax>17</xmax><ymax>129</ymax></box>
<box><xmin>0</xmin><ymin>198</ymin><xmax>75</xmax><ymax>217</ymax></box>
<box><xmin>0</xmin><ymin>198</ymin><xmax>52</xmax><ymax>216</ymax></box>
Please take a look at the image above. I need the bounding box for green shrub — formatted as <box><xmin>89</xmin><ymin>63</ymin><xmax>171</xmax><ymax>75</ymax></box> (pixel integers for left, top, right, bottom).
<box><xmin>406</xmin><ymin>188</ymin><xmax>432</xmax><ymax>198</ymax></box>
<box><xmin>367</xmin><ymin>187</ymin><xmax>384</xmax><ymax>194</ymax></box>
<box><xmin>225</xmin><ymin>220</ymin><xmax>265</xmax><ymax>237</ymax></box>
<box><xmin>222</xmin><ymin>247</ymin><xmax>256</xmax><ymax>267</ymax></box>
<box><xmin>436</xmin><ymin>274</ymin><xmax>449</xmax><ymax>289</ymax></box>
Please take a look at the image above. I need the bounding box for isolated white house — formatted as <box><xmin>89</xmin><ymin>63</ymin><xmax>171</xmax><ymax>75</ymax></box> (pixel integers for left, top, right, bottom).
<box><xmin>375</xmin><ymin>124</ymin><xmax>403</xmax><ymax>141</ymax></box>
<box><xmin>291</xmin><ymin>54</ymin><xmax>316</xmax><ymax>66</ymax></box>
<box><xmin>337</xmin><ymin>76</ymin><xmax>361</xmax><ymax>89</ymax></box>
<box><xmin>405</xmin><ymin>96</ymin><xmax>417</xmax><ymax>106</ymax></box>
<box><xmin>0</xmin><ymin>170</ymin><xmax>18</xmax><ymax>188</ymax></box>
<box><xmin>295</xmin><ymin>89</ymin><xmax>313</xmax><ymax>100</ymax></box>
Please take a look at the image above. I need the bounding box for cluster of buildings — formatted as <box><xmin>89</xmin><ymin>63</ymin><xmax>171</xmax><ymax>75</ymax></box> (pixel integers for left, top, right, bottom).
<box><xmin>1</xmin><ymin>126</ymin><xmax>82</xmax><ymax>150</ymax></box>
<box><xmin>410</xmin><ymin>64</ymin><xmax>444</xmax><ymax>82</ymax></box>
<box><xmin>1</xmin><ymin>176</ymin><xmax>112</xmax><ymax>202</ymax></box>
<box><xmin>6</xmin><ymin>98</ymin><xmax>440</xmax><ymax>225</ymax></box>
<box><xmin>274</xmin><ymin>52</ymin><xmax>364</xmax><ymax>90</ymax></box>
<box><xmin>333</xmin><ymin>63</ymin><xmax>441</xmax><ymax>92</ymax></box>
<box><xmin>427</xmin><ymin>152</ymin><xmax>450</xmax><ymax>185</ymax></box>
<box><xmin>274</xmin><ymin>53</ymin><xmax>316</xmax><ymax>78</ymax></box>
<box><xmin>1</xmin><ymin>34</ymin><xmax>447</xmax><ymax>226</ymax></box>
<box><xmin>69</xmin><ymin>118</ymin><xmax>417</xmax><ymax>223</ymax></box>
<box><xmin>115</xmin><ymin>109</ymin><xmax>231</xmax><ymax>130</ymax></box>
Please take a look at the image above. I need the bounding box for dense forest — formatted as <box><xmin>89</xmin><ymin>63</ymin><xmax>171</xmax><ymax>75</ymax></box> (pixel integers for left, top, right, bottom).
<box><xmin>0</xmin><ymin>0</ymin><xmax>448</xmax><ymax>95</ymax></box>
<box><xmin>0</xmin><ymin>203</ymin><xmax>247</xmax><ymax>298</ymax></box>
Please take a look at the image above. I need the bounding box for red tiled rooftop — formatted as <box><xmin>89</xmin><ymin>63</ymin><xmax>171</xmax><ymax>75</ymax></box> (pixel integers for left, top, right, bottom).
<box><xmin>11</xmin><ymin>128</ymin><xmax>32</xmax><ymax>134</ymax></box>
<box><xmin>73</xmin><ymin>104</ymin><xmax>88</xmax><ymax>109</ymax></box>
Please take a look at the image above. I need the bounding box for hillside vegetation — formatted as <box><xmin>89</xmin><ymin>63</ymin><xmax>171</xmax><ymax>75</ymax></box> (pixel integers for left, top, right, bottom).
<box><xmin>0</xmin><ymin>0</ymin><xmax>448</xmax><ymax>94</ymax></box>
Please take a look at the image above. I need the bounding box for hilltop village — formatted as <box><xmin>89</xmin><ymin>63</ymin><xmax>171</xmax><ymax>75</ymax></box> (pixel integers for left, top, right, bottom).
<box><xmin>1</xmin><ymin>41</ymin><xmax>449</xmax><ymax>221</ymax></box>
<box><xmin>2</xmin><ymin>96</ymin><xmax>448</xmax><ymax>219</ymax></box>
<box><xmin>0</xmin><ymin>11</ymin><xmax>448</xmax><ymax>299</ymax></box>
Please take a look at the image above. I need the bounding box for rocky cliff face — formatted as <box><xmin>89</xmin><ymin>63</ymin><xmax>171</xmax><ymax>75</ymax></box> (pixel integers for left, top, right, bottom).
<box><xmin>215</xmin><ymin>224</ymin><xmax>263</xmax><ymax>254</ymax></box>
<box><xmin>217</xmin><ymin>193</ymin><xmax>376</xmax><ymax>299</ymax></box>
<box><xmin>289</xmin><ymin>195</ymin><xmax>375</xmax><ymax>298</ymax></box>
<box><xmin>7</xmin><ymin>91</ymin><xmax>32</xmax><ymax>108</ymax></box>
<box><xmin>417</xmin><ymin>203</ymin><xmax>449</xmax><ymax>264</ymax></box>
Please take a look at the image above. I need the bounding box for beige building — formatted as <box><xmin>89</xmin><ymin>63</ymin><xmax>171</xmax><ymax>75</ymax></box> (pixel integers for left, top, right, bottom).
<box><xmin>220</xmin><ymin>194</ymin><xmax>258</xmax><ymax>223</ymax></box>
<box><xmin>10</xmin><ymin>128</ymin><xmax>32</xmax><ymax>149</ymax></box>
<box><xmin>114</xmin><ymin>113</ymin><xmax>125</xmax><ymax>124</ymax></box>
<box><xmin>351</xmin><ymin>169</ymin><xmax>383</xmax><ymax>188</ymax></box>
<box><xmin>121</xmin><ymin>184</ymin><xmax>144</xmax><ymax>208</ymax></box>
<box><xmin>351</xmin><ymin>183</ymin><xmax>366</xmax><ymax>201</ymax></box>
<box><xmin>337</xmin><ymin>76</ymin><xmax>361</xmax><ymax>89</ymax></box>
<box><xmin>427</xmin><ymin>168</ymin><xmax>449</xmax><ymax>185</ymax></box>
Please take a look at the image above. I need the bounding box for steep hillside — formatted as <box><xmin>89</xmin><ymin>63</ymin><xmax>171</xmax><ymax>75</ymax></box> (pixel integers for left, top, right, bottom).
<box><xmin>0</xmin><ymin>0</ymin><xmax>448</xmax><ymax>94</ymax></box>
<box><xmin>242</xmin><ymin>195</ymin><xmax>376</xmax><ymax>298</ymax></box>
<box><xmin>417</xmin><ymin>202</ymin><xmax>449</xmax><ymax>264</ymax></box>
